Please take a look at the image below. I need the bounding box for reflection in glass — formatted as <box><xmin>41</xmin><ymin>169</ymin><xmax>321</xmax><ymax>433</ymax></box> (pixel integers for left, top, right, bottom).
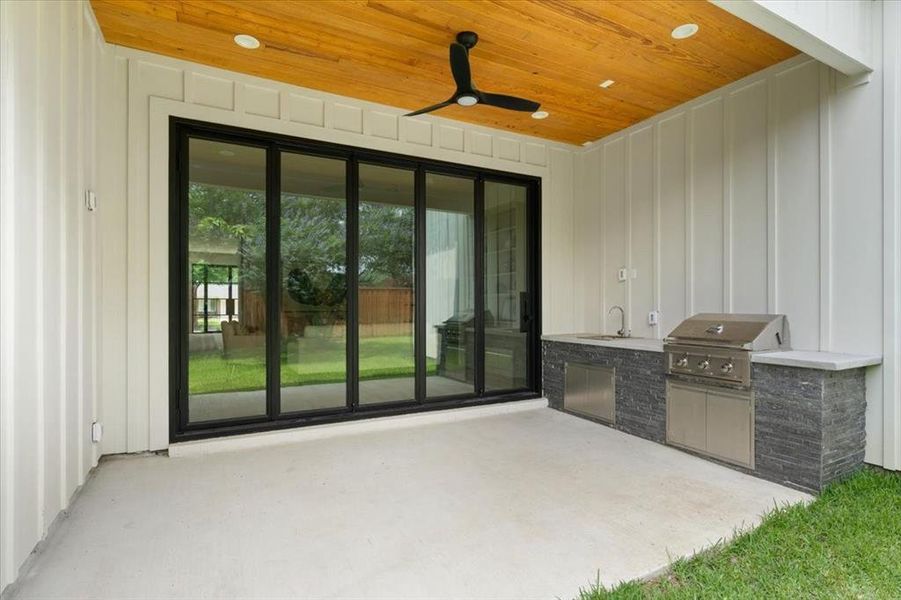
<box><xmin>192</xmin><ymin>264</ymin><xmax>239</xmax><ymax>333</ymax></box>
<box><xmin>279</xmin><ymin>153</ymin><xmax>348</xmax><ymax>413</ymax></box>
<box><xmin>358</xmin><ymin>164</ymin><xmax>415</xmax><ymax>404</ymax></box>
<box><xmin>484</xmin><ymin>181</ymin><xmax>529</xmax><ymax>391</ymax></box>
<box><xmin>426</xmin><ymin>173</ymin><xmax>476</xmax><ymax>397</ymax></box>
<box><xmin>187</xmin><ymin>138</ymin><xmax>267</xmax><ymax>422</ymax></box>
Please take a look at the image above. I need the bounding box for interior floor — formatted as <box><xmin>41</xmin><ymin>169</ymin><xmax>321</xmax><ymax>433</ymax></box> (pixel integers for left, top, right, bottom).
<box><xmin>10</xmin><ymin>405</ymin><xmax>810</xmax><ymax>599</ymax></box>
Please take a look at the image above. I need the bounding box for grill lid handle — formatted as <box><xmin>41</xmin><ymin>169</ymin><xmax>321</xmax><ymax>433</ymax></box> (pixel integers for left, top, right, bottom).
<box><xmin>705</xmin><ymin>324</ymin><xmax>724</xmax><ymax>335</ymax></box>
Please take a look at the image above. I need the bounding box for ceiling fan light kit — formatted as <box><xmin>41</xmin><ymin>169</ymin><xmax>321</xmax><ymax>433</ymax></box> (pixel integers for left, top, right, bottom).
<box><xmin>405</xmin><ymin>31</ymin><xmax>541</xmax><ymax>118</ymax></box>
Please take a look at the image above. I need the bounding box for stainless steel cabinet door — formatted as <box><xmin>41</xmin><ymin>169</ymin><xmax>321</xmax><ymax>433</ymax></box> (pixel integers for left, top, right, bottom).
<box><xmin>564</xmin><ymin>363</ymin><xmax>615</xmax><ymax>424</ymax></box>
<box><xmin>666</xmin><ymin>382</ymin><xmax>707</xmax><ymax>451</ymax></box>
<box><xmin>586</xmin><ymin>367</ymin><xmax>615</xmax><ymax>423</ymax></box>
<box><xmin>706</xmin><ymin>388</ymin><xmax>754</xmax><ymax>468</ymax></box>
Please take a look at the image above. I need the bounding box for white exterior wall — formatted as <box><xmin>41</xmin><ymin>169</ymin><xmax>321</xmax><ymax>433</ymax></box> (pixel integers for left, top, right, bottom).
<box><xmin>97</xmin><ymin>47</ymin><xmax>578</xmax><ymax>456</ymax></box>
<box><xmin>0</xmin><ymin>0</ymin><xmax>106</xmax><ymax>592</ymax></box>
<box><xmin>572</xmin><ymin>1</ymin><xmax>900</xmax><ymax>469</ymax></box>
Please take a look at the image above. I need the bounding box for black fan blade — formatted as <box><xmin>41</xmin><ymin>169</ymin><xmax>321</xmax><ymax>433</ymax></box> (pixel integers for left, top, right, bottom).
<box><xmin>404</xmin><ymin>98</ymin><xmax>454</xmax><ymax>117</ymax></box>
<box><xmin>449</xmin><ymin>42</ymin><xmax>472</xmax><ymax>91</ymax></box>
<box><xmin>479</xmin><ymin>92</ymin><xmax>540</xmax><ymax>112</ymax></box>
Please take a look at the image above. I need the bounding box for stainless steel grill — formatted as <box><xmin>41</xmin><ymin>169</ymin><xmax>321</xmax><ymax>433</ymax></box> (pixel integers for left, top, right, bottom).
<box><xmin>664</xmin><ymin>313</ymin><xmax>790</xmax><ymax>388</ymax></box>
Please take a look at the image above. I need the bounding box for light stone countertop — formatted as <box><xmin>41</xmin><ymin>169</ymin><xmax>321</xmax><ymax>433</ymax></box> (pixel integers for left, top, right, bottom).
<box><xmin>541</xmin><ymin>333</ymin><xmax>882</xmax><ymax>371</ymax></box>
<box><xmin>541</xmin><ymin>333</ymin><xmax>665</xmax><ymax>353</ymax></box>
<box><xmin>749</xmin><ymin>350</ymin><xmax>882</xmax><ymax>371</ymax></box>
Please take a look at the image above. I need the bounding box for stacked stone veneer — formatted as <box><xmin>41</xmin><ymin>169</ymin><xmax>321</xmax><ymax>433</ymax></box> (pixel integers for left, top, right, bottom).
<box><xmin>542</xmin><ymin>340</ymin><xmax>867</xmax><ymax>492</ymax></box>
<box><xmin>752</xmin><ymin>364</ymin><xmax>866</xmax><ymax>491</ymax></box>
<box><xmin>542</xmin><ymin>340</ymin><xmax>667</xmax><ymax>442</ymax></box>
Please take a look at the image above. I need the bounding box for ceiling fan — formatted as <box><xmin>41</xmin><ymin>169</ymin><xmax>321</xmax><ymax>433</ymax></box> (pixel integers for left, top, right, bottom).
<box><xmin>404</xmin><ymin>31</ymin><xmax>541</xmax><ymax>117</ymax></box>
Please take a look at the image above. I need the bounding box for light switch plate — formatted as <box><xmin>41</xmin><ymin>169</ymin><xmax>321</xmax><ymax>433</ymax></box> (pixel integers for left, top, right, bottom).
<box><xmin>648</xmin><ymin>311</ymin><xmax>659</xmax><ymax>326</ymax></box>
<box><xmin>617</xmin><ymin>268</ymin><xmax>628</xmax><ymax>282</ymax></box>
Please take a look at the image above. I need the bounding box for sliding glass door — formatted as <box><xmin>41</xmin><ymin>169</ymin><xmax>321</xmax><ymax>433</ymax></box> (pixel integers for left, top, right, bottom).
<box><xmin>279</xmin><ymin>152</ymin><xmax>348</xmax><ymax>415</ymax></box>
<box><xmin>484</xmin><ymin>180</ymin><xmax>532</xmax><ymax>392</ymax></box>
<box><xmin>357</xmin><ymin>164</ymin><xmax>416</xmax><ymax>406</ymax></box>
<box><xmin>184</xmin><ymin>138</ymin><xmax>268</xmax><ymax>424</ymax></box>
<box><xmin>425</xmin><ymin>173</ymin><xmax>476</xmax><ymax>399</ymax></box>
<box><xmin>171</xmin><ymin>119</ymin><xmax>540</xmax><ymax>440</ymax></box>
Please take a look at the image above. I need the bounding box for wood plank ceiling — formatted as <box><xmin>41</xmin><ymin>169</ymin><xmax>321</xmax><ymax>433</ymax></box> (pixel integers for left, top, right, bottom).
<box><xmin>91</xmin><ymin>0</ymin><xmax>799</xmax><ymax>145</ymax></box>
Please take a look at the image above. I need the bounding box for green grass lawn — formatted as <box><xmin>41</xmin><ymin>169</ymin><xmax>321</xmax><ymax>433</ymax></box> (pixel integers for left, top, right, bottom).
<box><xmin>190</xmin><ymin>335</ymin><xmax>436</xmax><ymax>394</ymax></box>
<box><xmin>578</xmin><ymin>468</ymin><xmax>901</xmax><ymax>599</ymax></box>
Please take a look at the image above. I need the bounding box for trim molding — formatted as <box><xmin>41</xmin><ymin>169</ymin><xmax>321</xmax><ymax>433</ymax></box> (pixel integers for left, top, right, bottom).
<box><xmin>819</xmin><ymin>63</ymin><xmax>833</xmax><ymax>352</ymax></box>
<box><xmin>710</xmin><ymin>0</ymin><xmax>872</xmax><ymax>76</ymax></box>
<box><xmin>884</xmin><ymin>0</ymin><xmax>901</xmax><ymax>470</ymax></box>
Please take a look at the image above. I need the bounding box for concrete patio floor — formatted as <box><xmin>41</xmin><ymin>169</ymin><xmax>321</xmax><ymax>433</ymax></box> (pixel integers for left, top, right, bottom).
<box><xmin>10</xmin><ymin>402</ymin><xmax>810</xmax><ymax>599</ymax></box>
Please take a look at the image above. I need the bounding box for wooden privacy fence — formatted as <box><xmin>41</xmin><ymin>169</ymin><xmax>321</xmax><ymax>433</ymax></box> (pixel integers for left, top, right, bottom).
<box><xmin>217</xmin><ymin>286</ymin><xmax>413</xmax><ymax>337</ymax></box>
<box><xmin>359</xmin><ymin>287</ymin><xmax>413</xmax><ymax>325</ymax></box>
<box><xmin>358</xmin><ymin>287</ymin><xmax>413</xmax><ymax>337</ymax></box>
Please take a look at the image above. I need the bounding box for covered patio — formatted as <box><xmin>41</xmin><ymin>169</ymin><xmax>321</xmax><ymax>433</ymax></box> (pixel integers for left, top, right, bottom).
<box><xmin>10</xmin><ymin>403</ymin><xmax>808</xmax><ymax>599</ymax></box>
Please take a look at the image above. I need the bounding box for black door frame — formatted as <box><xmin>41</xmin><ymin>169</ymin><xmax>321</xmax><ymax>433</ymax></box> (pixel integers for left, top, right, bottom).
<box><xmin>169</xmin><ymin>117</ymin><xmax>542</xmax><ymax>443</ymax></box>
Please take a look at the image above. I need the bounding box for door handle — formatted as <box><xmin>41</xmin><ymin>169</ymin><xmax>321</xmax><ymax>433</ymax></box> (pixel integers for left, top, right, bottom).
<box><xmin>519</xmin><ymin>292</ymin><xmax>530</xmax><ymax>333</ymax></box>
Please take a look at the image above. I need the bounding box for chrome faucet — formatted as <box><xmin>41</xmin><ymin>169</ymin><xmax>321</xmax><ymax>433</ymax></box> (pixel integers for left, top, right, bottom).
<box><xmin>608</xmin><ymin>305</ymin><xmax>630</xmax><ymax>338</ymax></box>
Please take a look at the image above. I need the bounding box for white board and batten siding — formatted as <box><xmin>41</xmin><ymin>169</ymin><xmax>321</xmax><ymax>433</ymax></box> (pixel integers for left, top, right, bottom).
<box><xmin>99</xmin><ymin>46</ymin><xmax>578</xmax><ymax>455</ymax></box>
<box><xmin>0</xmin><ymin>0</ymin><xmax>106</xmax><ymax>591</ymax></box>
<box><xmin>573</xmin><ymin>33</ymin><xmax>897</xmax><ymax>470</ymax></box>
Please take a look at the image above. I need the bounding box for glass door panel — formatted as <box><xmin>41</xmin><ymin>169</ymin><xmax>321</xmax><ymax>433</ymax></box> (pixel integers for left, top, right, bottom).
<box><xmin>173</xmin><ymin>119</ymin><xmax>542</xmax><ymax>441</ymax></box>
<box><xmin>279</xmin><ymin>152</ymin><xmax>348</xmax><ymax>414</ymax></box>
<box><xmin>483</xmin><ymin>180</ymin><xmax>531</xmax><ymax>391</ymax></box>
<box><xmin>425</xmin><ymin>173</ymin><xmax>476</xmax><ymax>398</ymax></box>
<box><xmin>186</xmin><ymin>138</ymin><xmax>268</xmax><ymax>423</ymax></box>
<box><xmin>358</xmin><ymin>164</ymin><xmax>416</xmax><ymax>405</ymax></box>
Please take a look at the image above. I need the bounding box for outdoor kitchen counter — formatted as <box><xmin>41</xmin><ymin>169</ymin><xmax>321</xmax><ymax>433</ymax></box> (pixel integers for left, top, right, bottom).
<box><xmin>540</xmin><ymin>334</ymin><xmax>665</xmax><ymax>353</ymax></box>
<box><xmin>540</xmin><ymin>334</ymin><xmax>882</xmax><ymax>370</ymax></box>
<box><xmin>542</xmin><ymin>335</ymin><xmax>874</xmax><ymax>491</ymax></box>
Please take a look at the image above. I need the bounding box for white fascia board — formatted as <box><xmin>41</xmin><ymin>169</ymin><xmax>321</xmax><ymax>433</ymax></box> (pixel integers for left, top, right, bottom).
<box><xmin>711</xmin><ymin>0</ymin><xmax>873</xmax><ymax>76</ymax></box>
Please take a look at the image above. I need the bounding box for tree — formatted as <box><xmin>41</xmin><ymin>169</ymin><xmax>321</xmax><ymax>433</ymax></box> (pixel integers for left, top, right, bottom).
<box><xmin>358</xmin><ymin>201</ymin><xmax>413</xmax><ymax>288</ymax></box>
<box><xmin>188</xmin><ymin>183</ymin><xmax>415</xmax><ymax>319</ymax></box>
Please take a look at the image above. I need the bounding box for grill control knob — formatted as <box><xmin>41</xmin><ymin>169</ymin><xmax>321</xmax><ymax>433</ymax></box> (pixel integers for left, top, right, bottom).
<box><xmin>697</xmin><ymin>358</ymin><xmax>710</xmax><ymax>370</ymax></box>
<box><xmin>721</xmin><ymin>361</ymin><xmax>735</xmax><ymax>374</ymax></box>
<box><xmin>675</xmin><ymin>355</ymin><xmax>689</xmax><ymax>368</ymax></box>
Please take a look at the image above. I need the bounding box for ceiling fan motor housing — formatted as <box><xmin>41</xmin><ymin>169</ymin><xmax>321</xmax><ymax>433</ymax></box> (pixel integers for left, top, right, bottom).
<box><xmin>456</xmin><ymin>31</ymin><xmax>479</xmax><ymax>49</ymax></box>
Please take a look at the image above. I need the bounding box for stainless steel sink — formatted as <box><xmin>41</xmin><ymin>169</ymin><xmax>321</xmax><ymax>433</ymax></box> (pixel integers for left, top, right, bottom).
<box><xmin>577</xmin><ymin>334</ymin><xmax>632</xmax><ymax>341</ymax></box>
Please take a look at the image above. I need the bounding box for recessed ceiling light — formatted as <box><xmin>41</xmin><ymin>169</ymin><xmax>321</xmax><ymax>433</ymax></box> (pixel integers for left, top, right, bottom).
<box><xmin>582</xmin><ymin>141</ymin><xmax>592</xmax><ymax>147</ymax></box>
<box><xmin>599</xmin><ymin>79</ymin><xmax>615</xmax><ymax>88</ymax></box>
<box><xmin>234</xmin><ymin>34</ymin><xmax>260</xmax><ymax>49</ymax></box>
<box><xmin>218</xmin><ymin>149</ymin><xmax>235</xmax><ymax>157</ymax></box>
<box><xmin>671</xmin><ymin>23</ymin><xmax>699</xmax><ymax>39</ymax></box>
<box><xmin>531</xmin><ymin>110</ymin><xmax>549</xmax><ymax>120</ymax></box>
